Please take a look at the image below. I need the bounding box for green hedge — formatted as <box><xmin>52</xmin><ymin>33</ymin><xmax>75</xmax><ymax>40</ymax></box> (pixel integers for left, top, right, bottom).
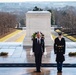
<box><xmin>0</xmin><ymin>52</ymin><xmax>8</xmax><ymax>56</ymax></box>
<box><xmin>68</xmin><ymin>52</ymin><xmax>76</xmax><ymax>56</ymax></box>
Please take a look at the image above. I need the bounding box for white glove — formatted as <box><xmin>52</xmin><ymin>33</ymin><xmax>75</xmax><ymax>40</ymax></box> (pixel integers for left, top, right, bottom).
<box><xmin>30</xmin><ymin>48</ymin><xmax>34</xmax><ymax>56</ymax></box>
<box><xmin>44</xmin><ymin>51</ymin><xmax>47</xmax><ymax>56</ymax></box>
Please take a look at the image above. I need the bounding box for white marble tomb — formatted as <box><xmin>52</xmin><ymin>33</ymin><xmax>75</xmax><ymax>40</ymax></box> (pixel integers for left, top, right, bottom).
<box><xmin>23</xmin><ymin>11</ymin><xmax>51</xmax><ymax>46</ymax></box>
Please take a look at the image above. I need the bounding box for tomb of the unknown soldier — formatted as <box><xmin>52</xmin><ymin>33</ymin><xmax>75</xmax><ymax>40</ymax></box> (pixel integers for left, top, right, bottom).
<box><xmin>23</xmin><ymin>11</ymin><xmax>51</xmax><ymax>46</ymax></box>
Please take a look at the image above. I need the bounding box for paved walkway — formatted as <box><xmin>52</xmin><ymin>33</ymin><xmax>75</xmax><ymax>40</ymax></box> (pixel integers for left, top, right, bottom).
<box><xmin>0</xmin><ymin>30</ymin><xmax>26</xmax><ymax>42</ymax></box>
<box><xmin>0</xmin><ymin>68</ymin><xmax>76</xmax><ymax>75</ymax></box>
<box><xmin>0</xmin><ymin>30</ymin><xmax>21</xmax><ymax>42</ymax></box>
<box><xmin>5</xmin><ymin>30</ymin><xmax>26</xmax><ymax>42</ymax></box>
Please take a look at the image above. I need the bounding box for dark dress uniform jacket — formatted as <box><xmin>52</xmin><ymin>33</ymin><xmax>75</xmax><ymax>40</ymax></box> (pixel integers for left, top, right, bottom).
<box><xmin>54</xmin><ymin>37</ymin><xmax>65</xmax><ymax>62</ymax></box>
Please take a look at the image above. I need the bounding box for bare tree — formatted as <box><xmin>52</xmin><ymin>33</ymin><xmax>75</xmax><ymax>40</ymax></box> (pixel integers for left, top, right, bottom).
<box><xmin>54</xmin><ymin>6</ymin><xmax>76</xmax><ymax>35</ymax></box>
<box><xmin>0</xmin><ymin>12</ymin><xmax>17</xmax><ymax>36</ymax></box>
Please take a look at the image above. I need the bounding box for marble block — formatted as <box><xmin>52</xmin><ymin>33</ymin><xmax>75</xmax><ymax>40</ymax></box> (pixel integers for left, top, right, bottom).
<box><xmin>24</xmin><ymin>11</ymin><xmax>51</xmax><ymax>46</ymax></box>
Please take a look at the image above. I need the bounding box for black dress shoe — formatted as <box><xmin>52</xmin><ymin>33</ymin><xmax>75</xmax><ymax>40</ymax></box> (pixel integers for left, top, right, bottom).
<box><xmin>37</xmin><ymin>71</ymin><xmax>41</xmax><ymax>72</ymax></box>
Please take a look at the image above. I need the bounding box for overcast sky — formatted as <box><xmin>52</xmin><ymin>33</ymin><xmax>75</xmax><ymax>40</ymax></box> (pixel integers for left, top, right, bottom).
<box><xmin>0</xmin><ymin>0</ymin><xmax>75</xmax><ymax>3</ymax></box>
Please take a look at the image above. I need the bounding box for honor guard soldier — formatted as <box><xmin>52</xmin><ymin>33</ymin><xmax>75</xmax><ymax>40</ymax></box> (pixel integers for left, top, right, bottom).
<box><xmin>54</xmin><ymin>32</ymin><xmax>66</xmax><ymax>73</ymax></box>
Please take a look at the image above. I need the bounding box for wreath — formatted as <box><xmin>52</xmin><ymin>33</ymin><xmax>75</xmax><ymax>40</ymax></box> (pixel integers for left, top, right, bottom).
<box><xmin>31</xmin><ymin>32</ymin><xmax>44</xmax><ymax>40</ymax></box>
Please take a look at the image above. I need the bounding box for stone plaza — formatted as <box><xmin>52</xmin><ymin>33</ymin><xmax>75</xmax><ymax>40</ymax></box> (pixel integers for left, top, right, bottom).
<box><xmin>0</xmin><ymin>29</ymin><xmax>76</xmax><ymax>75</ymax></box>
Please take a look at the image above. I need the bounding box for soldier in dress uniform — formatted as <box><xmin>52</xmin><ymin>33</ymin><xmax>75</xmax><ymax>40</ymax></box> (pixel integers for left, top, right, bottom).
<box><xmin>54</xmin><ymin>32</ymin><xmax>65</xmax><ymax>73</ymax></box>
